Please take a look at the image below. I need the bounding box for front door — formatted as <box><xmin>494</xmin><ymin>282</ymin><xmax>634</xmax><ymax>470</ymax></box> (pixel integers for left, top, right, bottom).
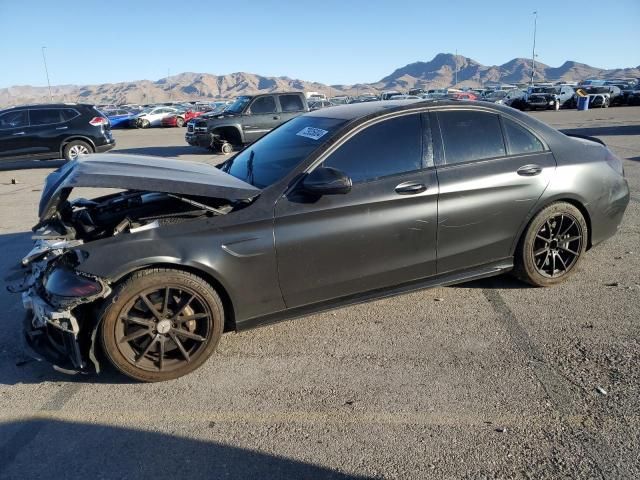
<box><xmin>433</xmin><ymin>109</ymin><xmax>556</xmax><ymax>273</ymax></box>
<box><xmin>243</xmin><ymin>95</ymin><xmax>279</xmax><ymax>144</ymax></box>
<box><xmin>274</xmin><ymin>113</ymin><xmax>439</xmax><ymax>308</ymax></box>
<box><xmin>0</xmin><ymin>109</ymin><xmax>31</xmax><ymax>158</ymax></box>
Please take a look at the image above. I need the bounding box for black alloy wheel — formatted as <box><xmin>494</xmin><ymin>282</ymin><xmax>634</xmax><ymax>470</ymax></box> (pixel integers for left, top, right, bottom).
<box><xmin>514</xmin><ymin>202</ymin><xmax>588</xmax><ymax>287</ymax></box>
<box><xmin>531</xmin><ymin>213</ymin><xmax>583</xmax><ymax>278</ymax></box>
<box><xmin>100</xmin><ymin>269</ymin><xmax>223</xmax><ymax>382</ymax></box>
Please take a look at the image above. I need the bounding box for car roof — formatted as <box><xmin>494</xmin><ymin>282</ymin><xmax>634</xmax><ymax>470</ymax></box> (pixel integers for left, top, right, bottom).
<box><xmin>304</xmin><ymin>99</ymin><xmax>476</xmax><ymax>120</ymax></box>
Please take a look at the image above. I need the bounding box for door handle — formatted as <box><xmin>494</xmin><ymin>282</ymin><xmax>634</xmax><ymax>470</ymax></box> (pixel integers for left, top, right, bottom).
<box><xmin>56</xmin><ymin>126</ymin><xmax>68</xmax><ymax>130</ymax></box>
<box><xmin>273</xmin><ymin>115</ymin><xmax>280</xmax><ymax>120</ymax></box>
<box><xmin>517</xmin><ymin>164</ymin><xmax>542</xmax><ymax>176</ymax></box>
<box><xmin>395</xmin><ymin>182</ymin><xmax>427</xmax><ymax>195</ymax></box>
<box><xmin>12</xmin><ymin>131</ymin><xmax>25</xmax><ymax>136</ymax></box>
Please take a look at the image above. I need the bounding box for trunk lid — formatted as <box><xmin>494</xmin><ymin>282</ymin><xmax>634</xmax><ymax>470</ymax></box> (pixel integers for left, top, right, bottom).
<box><xmin>38</xmin><ymin>154</ymin><xmax>260</xmax><ymax>222</ymax></box>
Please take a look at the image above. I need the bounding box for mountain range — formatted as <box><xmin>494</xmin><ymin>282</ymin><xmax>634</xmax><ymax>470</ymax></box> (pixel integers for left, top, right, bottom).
<box><xmin>1</xmin><ymin>53</ymin><xmax>638</xmax><ymax>107</ymax></box>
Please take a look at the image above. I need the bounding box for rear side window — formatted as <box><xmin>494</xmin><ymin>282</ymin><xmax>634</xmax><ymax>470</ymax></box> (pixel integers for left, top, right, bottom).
<box><xmin>438</xmin><ymin>110</ymin><xmax>506</xmax><ymax>165</ymax></box>
<box><xmin>0</xmin><ymin>110</ymin><xmax>28</xmax><ymax>129</ymax></box>
<box><xmin>250</xmin><ymin>96</ymin><xmax>277</xmax><ymax>114</ymax></box>
<box><xmin>279</xmin><ymin>94</ymin><xmax>304</xmax><ymax>112</ymax></box>
<box><xmin>323</xmin><ymin>114</ymin><xmax>423</xmax><ymax>183</ymax></box>
<box><xmin>30</xmin><ymin>109</ymin><xmax>63</xmax><ymax>126</ymax></box>
<box><xmin>61</xmin><ymin>108</ymin><xmax>80</xmax><ymax>121</ymax></box>
<box><xmin>502</xmin><ymin>117</ymin><xmax>544</xmax><ymax>155</ymax></box>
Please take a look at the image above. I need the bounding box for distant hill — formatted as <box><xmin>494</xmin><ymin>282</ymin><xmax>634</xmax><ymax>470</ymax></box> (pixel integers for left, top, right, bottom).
<box><xmin>1</xmin><ymin>54</ymin><xmax>638</xmax><ymax>106</ymax></box>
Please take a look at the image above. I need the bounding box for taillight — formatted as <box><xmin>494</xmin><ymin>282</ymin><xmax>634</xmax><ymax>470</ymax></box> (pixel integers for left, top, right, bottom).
<box><xmin>89</xmin><ymin>117</ymin><xmax>108</xmax><ymax>126</ymax></box>
<box><xmin>605</xmin><ymin>148</ymin><xmax>624</xmax><ymax>176</ymax></box>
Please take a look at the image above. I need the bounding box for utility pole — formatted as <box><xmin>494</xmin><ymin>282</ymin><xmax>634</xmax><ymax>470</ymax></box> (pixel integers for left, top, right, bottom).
<box><xmin>168</xmin><ymin>68</ymin><xmax>172</xmax><ymax>102</ymax></box>
<box><xmin>41</xmin><ymin>46</ymin><xmax>53</xmax><ymax>102</ymax></box>
<box><xmin>455</xmin><ymin>49</ymin><xmax>458</xmax><ymax>87</ymax></box>
<box><xmin>530</xmin><ymin>11</ymin><xmax>538</xmax><ymax>85</ymax></box>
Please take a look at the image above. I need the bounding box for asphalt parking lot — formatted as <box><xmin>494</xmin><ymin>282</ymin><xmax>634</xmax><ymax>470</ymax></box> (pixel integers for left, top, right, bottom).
<box><xmin>0</xmin><ymin>107</ymin><xmax>639</xmax><ymax>479</ymax></box>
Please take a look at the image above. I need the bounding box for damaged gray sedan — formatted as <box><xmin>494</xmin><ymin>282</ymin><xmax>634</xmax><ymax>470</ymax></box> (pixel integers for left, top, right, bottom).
<box><xmin>9</xmin><ymin>101</ymin><xmax>630</xmax><ymax>382</ymax></box>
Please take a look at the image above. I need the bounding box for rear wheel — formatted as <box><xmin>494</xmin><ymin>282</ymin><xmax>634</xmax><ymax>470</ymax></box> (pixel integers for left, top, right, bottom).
<box><xmin>63</xmin><ymin>140</ymin><xmax>92</xmax><ymax>161</ymax></box>
<box><xmin>513</xmin><ymin>202</ymin><xmax>587</xmax><ymax>287</ymax></box>
<box><xmin>220</xmin><ymin>142</ymin><xmax>233</xmax><ymax>154</ymax></box>
<box><xmin>99</xmin><ymin>269</ymin><xmax>224</xmax><ymax>382</ymax></box>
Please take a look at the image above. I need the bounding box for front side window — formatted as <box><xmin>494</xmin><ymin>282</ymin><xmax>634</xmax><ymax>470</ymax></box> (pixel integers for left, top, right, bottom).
<box><xmin>249</xmin><ymin>96</ymin><xmax>276</xmax><ymax>114</ymax></box>
<box><xmin>0</xmin><ymin>110</ymin><xmax>28</xmax><ymax>129</ymax></box>
<box><xmin>29</xmin><ymin>109</ymin><xmax>63</xmax><ymax>126</ymax></box>
<box><xmin>502</xmin><ymin>117</ymin><xmax>544</xmax><ymax>155</ymax></box>
<box><xmin>438</xmin><ymin>110</ymin><xmax>506</xmax><ymax>165</ymax></box>
<box><xmin>323</xmin><ymin>114</ymin><xmax>423</xmax><ymax>183</ymax></box>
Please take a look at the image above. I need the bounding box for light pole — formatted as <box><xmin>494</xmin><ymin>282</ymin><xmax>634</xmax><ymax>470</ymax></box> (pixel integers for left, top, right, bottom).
<box><xmin>530</xmin><ymin>11</ymin><xmax>538</xmax><ymax>85</ymax></box>
<box><xmin>454</xmin><ymin>49</ymin><xmax>458</xmax><ymax>87</ymax></box>
<box><xmin>41</xmin><ymin>46</ymin><xmax>53</xmax><ymax>102</ymax></box>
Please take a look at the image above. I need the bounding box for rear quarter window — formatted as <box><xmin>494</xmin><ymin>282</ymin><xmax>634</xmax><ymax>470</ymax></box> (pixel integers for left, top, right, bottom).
<box><xmin>502</xmin><ymin>117</ymin><xmax>544</xmax><ymax>155</ymax></box>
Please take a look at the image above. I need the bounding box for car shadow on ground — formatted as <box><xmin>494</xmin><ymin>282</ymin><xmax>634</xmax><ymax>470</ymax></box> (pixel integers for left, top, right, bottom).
<box><xmin>113</xmin><ymin>146</ymin><xmax>220</xmax><ymax>158</ymax></box>
<box><xmin>0</xmin><ymin>419</ymin><xmax>369</xmax><ymax>479</ymax></box>
<box><xmin>560</xmin><ymin>125</ymin><xmax>640</xmax><ymax>137</ymax></box>
<box><xmin>0</xmin><ymin>159</ymin><xmax>65</xmax><ymax>171</ymax></box>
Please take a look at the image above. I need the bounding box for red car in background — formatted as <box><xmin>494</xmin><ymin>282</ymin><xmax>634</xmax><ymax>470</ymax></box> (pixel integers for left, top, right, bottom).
<box><xmin>449</xmin><ymin>92</ymin><xmax>478</xmax><ymax>101</ymax></box>
<box><xmin>162</xmin><ymin>106</ymin><xmax>211</xmax><ymax>127</ymax></box>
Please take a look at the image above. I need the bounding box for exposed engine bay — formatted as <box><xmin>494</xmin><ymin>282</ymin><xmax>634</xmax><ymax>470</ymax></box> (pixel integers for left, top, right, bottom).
<box><xmin>12</xmin><ymin>190</ymin><xmax>238</xmax><ymax>374</ymax></box>
<box><xmin>8</xmin><ymin>154</ymin><xmax>261</xmax><ymax>374</ymax></box>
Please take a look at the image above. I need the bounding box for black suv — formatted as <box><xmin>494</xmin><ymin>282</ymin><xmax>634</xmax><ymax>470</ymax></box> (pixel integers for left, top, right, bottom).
<box><xmin>0</xmin><ymin>104</ymin><xmax>115</xmax><ymax>161</ymax></box>
<box><xmin>185</xmin><ymin>92</ymin><xmax>308</xmax><ymax>153</ymax></box>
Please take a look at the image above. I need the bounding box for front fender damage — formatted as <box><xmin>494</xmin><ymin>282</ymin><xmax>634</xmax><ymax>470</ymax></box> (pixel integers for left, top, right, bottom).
<box><xmin>9</xmin><ymin>241</ymin><xmax>112</xmax><ymax>375</ymax></box>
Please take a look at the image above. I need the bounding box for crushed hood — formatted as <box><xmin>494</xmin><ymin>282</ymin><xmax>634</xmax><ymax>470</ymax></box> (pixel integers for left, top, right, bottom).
<box><xmin>38</xmin><ymin>154</ymin><xmax>260</xmax><ymax>222</ymax></box>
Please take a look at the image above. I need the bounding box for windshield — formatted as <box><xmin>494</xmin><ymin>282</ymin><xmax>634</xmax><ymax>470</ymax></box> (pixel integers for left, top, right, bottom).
<box><xmin>487</xmin><ymin>91</ymin><xmax>507</xmax><ymax>99</ymax></box>
<box><xmin>585</xmin><ymin>87</ymin><xmax>609</xmax><ymax>93</ymax></box>
<box><xmin>224</xmin><ymin>116</ymin><xmax>347</xmax><ymax>188</ymax></box>
<box><xmin>226</xmin><ymin>96</ymin><xmax>252</xmax><ymax>114</ymax></box>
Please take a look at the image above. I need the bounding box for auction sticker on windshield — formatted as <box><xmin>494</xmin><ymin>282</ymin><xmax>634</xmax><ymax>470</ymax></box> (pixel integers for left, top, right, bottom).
<box><xmin>296</xmin><ymin>126</ymin><xmax>329</xmax><ymax>140</ymax></box>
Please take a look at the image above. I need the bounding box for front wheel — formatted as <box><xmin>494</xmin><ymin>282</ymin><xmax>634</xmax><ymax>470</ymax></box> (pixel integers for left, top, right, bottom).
<box><xmin>140</xmin><ymin>119</ymin><xmax>151</xmax><ymax>128</ymax></box>
<box><xmin>513</xmin><ymin>202</ymin><xmax>587</xmax><ymax>287</ymax></box>
<box><xmin>176</xmin><ymin>116</ymin><xmax>185</xmax><ymax>127</ymax></box>
<box><xmin>99</xmin><ymin>269</ymin><xmax>224</xmax><ymax>382</ymax></box>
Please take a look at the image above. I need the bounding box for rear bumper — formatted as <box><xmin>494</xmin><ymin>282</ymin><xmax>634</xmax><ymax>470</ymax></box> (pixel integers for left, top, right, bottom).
<box><xmin>591</xmin><ymin>177</ymin><xmax>630</xmax><ymax>248</ymax></box>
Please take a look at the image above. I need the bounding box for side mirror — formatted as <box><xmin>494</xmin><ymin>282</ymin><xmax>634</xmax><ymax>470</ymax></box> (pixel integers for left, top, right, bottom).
<box><xmin>302</xmin><ymin>167</ymin><xmax>352</xmax><ymax>195</ymax></box>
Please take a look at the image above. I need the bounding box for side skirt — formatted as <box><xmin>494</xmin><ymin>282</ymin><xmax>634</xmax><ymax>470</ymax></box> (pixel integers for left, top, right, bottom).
<box><xmin>237</xmin><ymin>258</ymin><xmax>513</xmax><ymax>331</ymax></box>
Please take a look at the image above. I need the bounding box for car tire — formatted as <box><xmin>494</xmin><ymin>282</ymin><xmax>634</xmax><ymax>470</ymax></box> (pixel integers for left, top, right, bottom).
<box><xmin>513</xmin><ymin>202</ymin><xmax>587</xmax><ymax>287</ymax></box>
<box><xmin>140</xmin><ymin>119</ymin><xmax>151</xmax><ymax>128</ymax></box>
<box><xmin>220</xmin><ymin>142</ymin><xmax>233</xmax><ymax>155</ymax></box>
<box><xmin>603</xmin><ymin>98</ymin><xmax>610</xmax><ymax>108</ymax></box>
<box><xmin>63</xmin><ymin>140</ymin><xmax>93</xmax><ymax>161</ymax></box>
<box><xmin>99</xmin><ymin>268</ymin><xmax>224</xmax><ymax>382</ymax></box>
<box><xmin>176</xmin><ymin>117</ymin><xmax>185</xmax><ymax>127</ymax></box>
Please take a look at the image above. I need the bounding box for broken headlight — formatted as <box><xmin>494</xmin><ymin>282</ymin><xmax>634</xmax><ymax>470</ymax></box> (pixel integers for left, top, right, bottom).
<box><xmin>44</xmin><ymin>267</ymin><xmax>104</xmax><ymax>298</ymax></box>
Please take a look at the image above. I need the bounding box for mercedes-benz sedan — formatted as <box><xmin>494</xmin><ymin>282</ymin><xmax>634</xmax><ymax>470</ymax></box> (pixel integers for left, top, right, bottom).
<box><xmin>10</xmin><ymin>100</ymin><xmax>629</xmax><ymax>381</ymax></box>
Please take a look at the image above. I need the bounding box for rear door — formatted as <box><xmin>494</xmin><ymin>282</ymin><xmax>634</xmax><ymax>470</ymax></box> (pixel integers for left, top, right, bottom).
<box><xmin>276</xmin><ymin>94</ymin><xmax>306</xmax><ymax>123</ymax></box>
<box><xmin>243</xmin><ymin>96</ymin><xmax>279</xmax><ymax>143</ymax></box>
<box><xmin>28</xmin><ymin>108</ymin><xmax>69</xmax><ymax>156</ymax></box>
<box><xmin>274</xmin><ymin>112</ymin><xmax>439</xmax><ymax>308</ymax></box>
<box><xmin>0</xmin><ymin>109</ymin><xmax>31</xmax><ymax>158</ymax></box>
<box><xmin>433</xmin><ymin>108</ymin><xmax>556</xmax><ymax>273</ymax></box>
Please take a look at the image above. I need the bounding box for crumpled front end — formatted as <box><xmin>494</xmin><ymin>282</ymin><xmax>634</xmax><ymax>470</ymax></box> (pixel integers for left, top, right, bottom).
<box><xmin>9</xmin><ymin>237</ymin><xmax>111</xmax><ymax>373</ymax></box>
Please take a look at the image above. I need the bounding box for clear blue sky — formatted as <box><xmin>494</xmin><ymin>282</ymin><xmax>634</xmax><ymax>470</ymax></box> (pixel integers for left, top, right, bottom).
<box><xmin>0</xmin><ymin>0</ymin><xmax>638</xmax><ymax>88</ymax></box>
